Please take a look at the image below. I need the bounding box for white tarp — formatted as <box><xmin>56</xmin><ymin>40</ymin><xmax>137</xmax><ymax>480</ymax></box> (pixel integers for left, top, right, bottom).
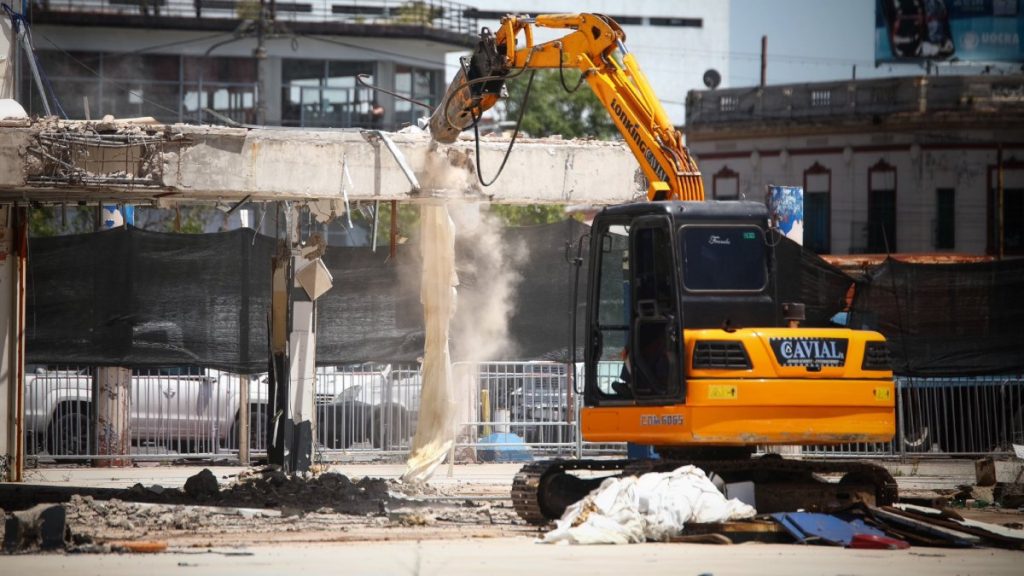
<box><xmin>542</xmin><ymin>465</ymin><xmax>757</xmax><ymax>545</ymax></box>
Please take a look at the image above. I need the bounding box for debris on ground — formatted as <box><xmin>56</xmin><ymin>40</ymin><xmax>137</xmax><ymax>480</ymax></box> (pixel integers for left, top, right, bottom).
<box><xmin>3</xmin><ymin>504</ymin><xmax>69</xmax><ymax>552</ymax></box>
<box><xmin>542</xmin><ymin>465</ymin><xmax>756</xmax><ymax>545</ymax></box>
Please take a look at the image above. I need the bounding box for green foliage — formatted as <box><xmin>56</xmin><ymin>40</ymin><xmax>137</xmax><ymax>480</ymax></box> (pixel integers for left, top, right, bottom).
<box><xmin>504</xmin><ymin>70</ymin><xmax>618</xmax><ymax>140</ymax></box>
<box><xmin>488</xmin><ymin>204</ymin><xmax>568</xmax><ymax>226</ymax></box>
<box><xmin>394</xmin><ymin>1</ymin><xmax>441</xmax><ymax>25</ymax></box>
<box><xmin>28</xmin><ymin>206</ymin><xmax>96</xmax><ymax>237</ymax></box>
<box><xmin>236</xmin><ymin>0</ymin><xmax>261</xmax><ymax>20</ymax></box>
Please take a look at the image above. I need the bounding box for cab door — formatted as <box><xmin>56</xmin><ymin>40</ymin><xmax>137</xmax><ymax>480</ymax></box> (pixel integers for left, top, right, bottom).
<box><xmin>628</xmin><ymin>216</ymin><xmax>684</xmax><ymax>403</ymax></box>
<box><xmin>585</xmin><ymin>214</ymin><xmax>684</xmax><ymax>406</ymax></box>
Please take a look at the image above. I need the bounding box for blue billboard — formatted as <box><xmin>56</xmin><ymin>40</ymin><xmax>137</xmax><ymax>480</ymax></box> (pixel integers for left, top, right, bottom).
<box><xmin>876</xmin><ymin>0</ymin><xmax>1023</xmax><ymax>63</ymax></box>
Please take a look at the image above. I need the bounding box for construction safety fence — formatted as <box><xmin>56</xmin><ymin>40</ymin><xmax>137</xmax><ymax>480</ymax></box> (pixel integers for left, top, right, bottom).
<box><xmin>22</xmin><ymin>363</ymin><xmax>1024</xmax><ymax>465</ymax></box>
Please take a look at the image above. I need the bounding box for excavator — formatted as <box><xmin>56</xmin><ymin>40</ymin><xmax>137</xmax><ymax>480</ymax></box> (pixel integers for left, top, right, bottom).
<box><xmin>429</xmin><ymin>13</ymin><xmax>898</xmax><ymax>525</ymax></box>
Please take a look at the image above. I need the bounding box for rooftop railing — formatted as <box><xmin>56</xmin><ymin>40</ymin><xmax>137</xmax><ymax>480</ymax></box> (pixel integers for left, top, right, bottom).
<box><xmin>29</xmin><ymin>0</ymin><xmax>480</xmax><ymax>36</ymax></box>
<box><xmin>687</xmin><ymin>74</ymin><xmax>1024</xmax><ymax>126</ymax></box>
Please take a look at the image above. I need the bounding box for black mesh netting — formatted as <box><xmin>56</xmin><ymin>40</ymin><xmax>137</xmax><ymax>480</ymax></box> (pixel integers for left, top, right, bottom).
<box><xmin>24</xmin><ymin>224</ymin><xmax>1024</xmax><ymax>376</ymax></box>
<box><xmin>849</xmin><ymin>257</ymin><xmax>1024</xmax><ymax>376</ymax></box>
<box><xmin>26</xmin><ymin>221</ymin><xmax>588</xmax><ymax>371</ymax></box>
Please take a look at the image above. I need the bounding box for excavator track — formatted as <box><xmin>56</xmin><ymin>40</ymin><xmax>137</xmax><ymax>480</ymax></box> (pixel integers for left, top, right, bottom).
<box><xmin>512</xmin><ymin>456</ymin><xmax>898</xmax><ymax>526</ymax></box>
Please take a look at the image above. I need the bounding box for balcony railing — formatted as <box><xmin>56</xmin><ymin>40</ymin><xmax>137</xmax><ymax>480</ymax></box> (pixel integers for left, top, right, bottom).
<box><xmin>687</xmin><ymin>74</ymin><xmax>1024</xmax><ymax>126</ymax></box>
<box><xmin>30</xmin><ymin>0</ymin><xmax>480</xmax><ymax>36</ymax></box>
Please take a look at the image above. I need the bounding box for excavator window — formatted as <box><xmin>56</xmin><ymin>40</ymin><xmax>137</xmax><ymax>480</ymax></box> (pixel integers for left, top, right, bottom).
<box><xmin>629</xmin><ymin>218</ymin><xmax>682</xmax><ymax>401</ymax></box>
<box><xmin>590</xmin><ymin>223</ymin><xmax>632</xmax><ymax>400</ymax></box>
<box><xmin>587</xmin><ymin>216</ymin><xmax>683</xmax><ymax>405</ymax></box>
<box><xmin>680</xmin><ymin>225</ymin><xmax>768</xmax><ymax>292</ymax></box>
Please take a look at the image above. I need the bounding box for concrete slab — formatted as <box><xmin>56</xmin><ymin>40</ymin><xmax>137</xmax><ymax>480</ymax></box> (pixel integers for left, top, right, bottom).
<box><xmin>0</xmin><ymin>121</ymin><xmax>645</xmax><ymax>205</ymax></box>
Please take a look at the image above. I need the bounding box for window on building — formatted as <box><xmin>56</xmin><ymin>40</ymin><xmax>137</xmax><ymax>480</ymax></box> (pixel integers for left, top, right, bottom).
<box><xmin>804</xmin><ymin>162</ymin><xmax>831</xmax><ymax>254</ymax></box>
<box><xmin>935</xmin><ymin>188</ymin><xmax>955</xmax><ymax>250</ymax></box>
<box><xmin>28</xmin><ymin>50</ymin><xmax>260</xmax><ymax>124</ymax></box>
<box><xmin>712</xmin><ymin>166</ymin><xmax>739</xmax><ymax>200</ymax></box>
<box><xmin>648</xmin><ymin>17</ymin><xmax>702</xmax><ymax>28</ymax></box>
<box><xmin>868</xmin><ymin>160</ymin><xmax>897</xmax><ymax>253</ymax></box>
<box><xmin>393</xmin><ymin>65</ymin><xmax>439</xmax><ymax>128</ymax></box>
<box><xmin>987</xmin><ymin>161</ymin><xmax>1024</xmax><ymax>256</ymax></box>
<box><xmin>183</xmin><ymin>56</ymin><xmax>258</xmax><ymax>124</ymax></box>
<box><xmin>810</xmin><ymin>89</ymin><xmax>832</xmax><ymax>108</ymax></box>
<box><xmin>281</xmin><ymin>59</ymin><xmax>376</xmax><ymax>128</ymax></box>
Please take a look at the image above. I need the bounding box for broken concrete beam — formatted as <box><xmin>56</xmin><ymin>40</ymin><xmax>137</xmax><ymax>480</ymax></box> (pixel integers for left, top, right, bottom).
<box><xmin>4</xmin><ymin>503</ymin><xmax>68</xmax><ymax>551</ymax></box>
<box><xmin>0</xmin><ymin>121</ymin><xmax>646</xmax><ymax>205</ymax></box>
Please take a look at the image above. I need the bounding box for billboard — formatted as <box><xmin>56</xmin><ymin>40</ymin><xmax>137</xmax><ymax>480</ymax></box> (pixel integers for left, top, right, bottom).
<box><xmin>766</xmin><ymin>186</ymin><xmax>803</xmax><ymax>246</ymax></box>
<box><xmin>875</xmin><ymin>0</ymin><xmax>1023</xmax><ymax>63</ymax></box>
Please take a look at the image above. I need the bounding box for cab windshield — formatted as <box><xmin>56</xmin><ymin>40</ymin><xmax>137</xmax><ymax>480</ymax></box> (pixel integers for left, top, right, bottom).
<box><xmin>680</xmin><ymin>225</ymin><xmax>767</xmax><ymax>291</ymax></box>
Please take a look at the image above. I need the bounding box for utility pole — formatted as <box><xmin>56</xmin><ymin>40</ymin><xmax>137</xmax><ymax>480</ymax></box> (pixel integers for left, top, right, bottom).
<box><xmin>254</xmin><ymin>0</ymin><xmax>268</xmax><ymax>126</ymax></box>
<box><xmin>760</xmin><ymin>35</ymin><xmax>767</xmax><ymax>88</ymax></box>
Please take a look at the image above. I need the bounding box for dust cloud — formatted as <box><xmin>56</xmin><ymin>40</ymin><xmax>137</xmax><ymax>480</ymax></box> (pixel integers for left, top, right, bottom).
<box><xmin>401</xmin><ymin>147</ymin><xmax>526</xmax><ymax>483</ymax></box>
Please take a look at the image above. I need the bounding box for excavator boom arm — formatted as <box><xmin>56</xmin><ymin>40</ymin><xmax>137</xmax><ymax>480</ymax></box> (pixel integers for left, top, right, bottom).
<box><xmin>430</xmin><ymin>13</ymin><xmax>704</xmax><ymax>201</ymax></box>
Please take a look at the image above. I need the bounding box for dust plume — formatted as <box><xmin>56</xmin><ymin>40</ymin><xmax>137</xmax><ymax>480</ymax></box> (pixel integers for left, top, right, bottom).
<box><xmin>401</xmin><ymin>146</ymin><xmax>527</xmax><ymax>483</ymax></box>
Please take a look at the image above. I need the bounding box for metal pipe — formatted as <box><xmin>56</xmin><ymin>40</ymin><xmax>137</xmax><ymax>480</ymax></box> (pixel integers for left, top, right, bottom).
<box><xmin>19</xmin><ymin>29</ymin><xmax>50</xmax><ymax>117</ymax></box>
<box><xmin>389</xmin><ymin>200</ymin><xmax>398</xmax><ymax>260</ymax></box>
<box><xmin>239</xmin><ymin>374</ymin><xmax>250</xmax><ymax>466</ymax></box>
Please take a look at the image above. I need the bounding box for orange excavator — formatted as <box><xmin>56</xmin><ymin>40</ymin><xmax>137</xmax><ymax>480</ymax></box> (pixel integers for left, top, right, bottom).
<box><xmin>430</xmin><ymin>13</ymin><xmax>897</xmax><ymax>524</ymax></box>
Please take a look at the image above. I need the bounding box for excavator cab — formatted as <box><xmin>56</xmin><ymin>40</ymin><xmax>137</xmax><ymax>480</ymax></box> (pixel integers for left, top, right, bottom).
<box><xmin>585</xmin><ymin>201</ymin><xmax>773</xmax><ymax>410</ymax></box>
<box><xmin>581</xmin><ymin>200</ymin><xmax>895</xmax><ymax>450</ymax></box>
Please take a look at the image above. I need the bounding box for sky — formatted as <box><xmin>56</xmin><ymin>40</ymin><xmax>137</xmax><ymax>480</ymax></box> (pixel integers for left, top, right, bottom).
<box><xmin>731</xmin><ymin>0</ymin><xmax>903</xmax><ymax>86</ymax></box>
<box><xmin>729</xmin><ymin>0</ymin><xmax>1012</xmax><ymax>87</ymax></box>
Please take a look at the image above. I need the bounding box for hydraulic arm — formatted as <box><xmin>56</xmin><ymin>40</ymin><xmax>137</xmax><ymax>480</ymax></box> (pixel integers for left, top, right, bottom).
<box><xmin>429</xmin><ymin>13</ymin><xmax>705</xmax><ymax>201</ymax></box>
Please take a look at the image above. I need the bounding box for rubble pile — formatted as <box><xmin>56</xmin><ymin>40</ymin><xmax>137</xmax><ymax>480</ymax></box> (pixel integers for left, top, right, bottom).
<box><xmin>216</xmin><ymin>469</ymin><xmax>389</xmax><ymax>515</ymax></box>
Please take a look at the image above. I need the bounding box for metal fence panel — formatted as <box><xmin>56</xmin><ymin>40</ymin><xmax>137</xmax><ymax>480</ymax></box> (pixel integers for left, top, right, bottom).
<box><xmin>24</xmin><ymin>363</ymin><xmax>1024</xmax><ymax>465</ymax></box>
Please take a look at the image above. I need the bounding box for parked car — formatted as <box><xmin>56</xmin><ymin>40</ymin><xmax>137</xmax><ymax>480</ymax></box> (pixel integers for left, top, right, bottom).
<box><xmin>24</xmin><ymin>365</ymin><xmax>234</xmax><ymax>459</ymax></box>
<box><xmin>500</xmin><ymin>363</ymin><xmax>574</xmax><ymax>444</ymax></box>
<box><xmin>318</xmin><ymin>365</ymin><xmax>420</xmax><ymax>449</ymax></box>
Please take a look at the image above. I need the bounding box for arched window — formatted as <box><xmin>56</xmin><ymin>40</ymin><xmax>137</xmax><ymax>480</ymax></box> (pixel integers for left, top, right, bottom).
<box><xmin>867</xmin><ymin>159</ymin><xmax>897</xmax><ymax>253</ymax></box>
<box><xmin>712</xmin><ymin>166</ymin><xmax>739</xmax><ymax>200</ymax></box>
<box><xmin>803</xmin><ymin>162</ymin><xmax>831</xmax><ymax>254</ymax></box>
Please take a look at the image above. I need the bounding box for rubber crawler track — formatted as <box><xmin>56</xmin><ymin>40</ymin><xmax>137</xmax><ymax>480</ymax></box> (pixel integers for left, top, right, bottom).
<box><xmin>512</xmin><ymin>457</ymin><xmax>898</xmax><ymax>526</ymax></box>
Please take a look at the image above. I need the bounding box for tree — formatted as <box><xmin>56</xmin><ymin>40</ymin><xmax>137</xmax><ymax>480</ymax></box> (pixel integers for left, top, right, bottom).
<box><xmin>503</xmin><ymin>69</ymin><xmax>618</xmax><ymax>140</ymax></box>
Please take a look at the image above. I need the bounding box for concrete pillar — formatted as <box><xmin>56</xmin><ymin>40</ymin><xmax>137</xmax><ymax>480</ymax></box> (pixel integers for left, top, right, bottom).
<box><xmin>267</xmin><ymin>203</ymin><xmax>319</xmax><ymax>473</ymax></box>
<box><xmin>261</xmin><ymin>57</ymin><xmax>282</xmax><ymax>126</ymax></box>
<box><xmin>94</xmin><ymin>367</ymin><xmax>130</xmax><ymax>467</ymax></box>
<box><xmin>375</xmin><ymin>60</ymin><xmax>396</xmax><ymax>130</ymax></box>
<box><xmin>93</xmin><ymin>205</ymin><xmax>130</xmax><ymax>467</ymax></box>
<box><xmin>0</xmin><ymin>204</ymin><xmax>26</xmax><ymax>482</ymax></box>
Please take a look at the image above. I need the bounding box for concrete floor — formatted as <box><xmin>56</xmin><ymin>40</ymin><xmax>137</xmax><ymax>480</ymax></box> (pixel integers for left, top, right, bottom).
<box><xmin>6</xmin><ymin>459</ymin><xmax>1023</xmax><ymax>574</ymax></box>
<box><xmin>15</xmin><ymin>458</ymin><xmax>1022</xmax><ymax>491</ymax></box>
<box><xmin>4</xmin><ymin>538</ymin><xmax>1022</xmax><ymax>576</ymax></box>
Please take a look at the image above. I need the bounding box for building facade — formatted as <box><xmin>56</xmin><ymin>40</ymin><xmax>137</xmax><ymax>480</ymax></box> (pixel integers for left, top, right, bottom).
<box><xmin>20</xmin><ymin>0</ymin><xmax>477</xmax><ymax>130</ymax></box>
<box><xmin>686</xmin><ymin>75</ymin><xmax>1024</xmax><ymax>256</ymax></box>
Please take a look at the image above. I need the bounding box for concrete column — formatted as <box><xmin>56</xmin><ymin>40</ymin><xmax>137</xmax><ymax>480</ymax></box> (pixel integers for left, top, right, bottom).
<box><xmin>0</xmin><ymin>204</ymin><xmax>25</xmax><ymax>482</ymax></box>
<box><xmin>266</xmin><ymin>204</ymin><xmax>318</xmax><ymax>472</ymax></box>
<box><xmin>375</xmin><ymin>60</ymin><xmax>396</xmax><ymax>129</ymax></box>
<box><xmin>93</xmin><ymin>206</ymin><xmax>130</xmax><ymax>467</ymax></box>
<box><xmin>260</xmin><ymin>56</ymin><xmax>281</xmax><ymax>126</ymax></box>
<box><xmin>94</xmin><ymin>367</ymin><xmax>130</xmax><ymax>467</ymax></box>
